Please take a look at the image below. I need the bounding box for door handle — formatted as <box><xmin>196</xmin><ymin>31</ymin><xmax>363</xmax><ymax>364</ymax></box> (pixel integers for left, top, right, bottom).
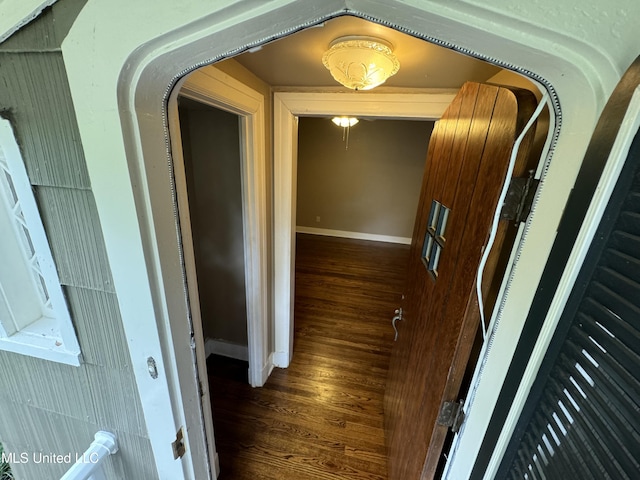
<box><xmin>392</xmin><ymin>308</ymin><xmax>403</xmax><ymax>341</ymax></box>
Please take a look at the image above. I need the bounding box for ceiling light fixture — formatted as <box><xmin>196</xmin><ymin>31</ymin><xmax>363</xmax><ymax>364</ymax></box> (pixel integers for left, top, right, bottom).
<box><xmin>331</xmin><ymin>116</ymin><xmax>359</xmax><ymax>150</ymax></box>
<box><xmin>322</xmin><ymin>36</ymin><xmax>400</xmax><ymax>91</ymax></box>
<box><xmin>331</xmin><ymin>116</ymin><xmax>359</xmax><ymax>127</ymax></box>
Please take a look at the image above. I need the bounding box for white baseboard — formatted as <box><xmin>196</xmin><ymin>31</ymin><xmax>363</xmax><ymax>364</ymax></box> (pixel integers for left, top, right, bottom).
<box><xmin>271</xmin><ymin>351</ymin><xmax>290</xmax><ymax>368</ymax></box>
<box><xmin>204</xmin><ymin>338</ymin><xmax>248</xmax><ymax>361</ymax></box>
<box><xmin>296</xmin><ymin>226</ymin><xmax>411</xmax><ymax>245</ymax></box>
<box><xmin>260</xmin><ymin>353</ymin><xmax>274</xmax><ymax>386</ymax></box>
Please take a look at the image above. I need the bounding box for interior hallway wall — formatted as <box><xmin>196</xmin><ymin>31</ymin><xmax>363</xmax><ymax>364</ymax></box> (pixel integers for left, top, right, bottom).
<box><xmin>179</xmin><ymin>97</ymin><xmax>248</xmax><ymax>348</ymax></box>
<box><xmin>296</xmin><ymin>117</ymin><xmax>434</xmax><ymax>240</ymax></box>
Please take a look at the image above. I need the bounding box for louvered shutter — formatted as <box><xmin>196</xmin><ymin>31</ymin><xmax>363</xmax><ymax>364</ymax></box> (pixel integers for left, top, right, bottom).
<box><xmin>497</xmin><ymin>126</ymin><xmax>640</xmax><ymax>479</ymax></box>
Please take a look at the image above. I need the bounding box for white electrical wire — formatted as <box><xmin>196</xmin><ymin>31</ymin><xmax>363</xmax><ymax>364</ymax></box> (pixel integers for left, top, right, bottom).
<box><xmin>477</xmin><ymin>92</ymin><xmax>549</xmax><ymax>340</ymax></box>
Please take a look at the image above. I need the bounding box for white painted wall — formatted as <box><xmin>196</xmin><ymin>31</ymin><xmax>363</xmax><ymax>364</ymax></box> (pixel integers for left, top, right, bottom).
<box><xmin>50</xmin><ymin>0</ymin><xmax>639</xmax><ymax>478</ymax></box>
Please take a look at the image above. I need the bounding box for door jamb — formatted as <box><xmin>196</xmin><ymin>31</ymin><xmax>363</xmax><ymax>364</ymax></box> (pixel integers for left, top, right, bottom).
<box><xmin>272</xmin><ymin>90</ymin><xmax>457</xmax><ymax>367</ymax></box>
<box><xmin>171</xmin><ymin>65</ymin><xmax>271</xmax><ymax>391</ymax></box>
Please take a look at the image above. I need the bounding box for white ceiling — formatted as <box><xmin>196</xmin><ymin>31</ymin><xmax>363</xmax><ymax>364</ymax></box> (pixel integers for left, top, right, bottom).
<box><xmin>230</xmin><ymin>15</ymin><xmax>503</xmax><ymax>89</ymax></box>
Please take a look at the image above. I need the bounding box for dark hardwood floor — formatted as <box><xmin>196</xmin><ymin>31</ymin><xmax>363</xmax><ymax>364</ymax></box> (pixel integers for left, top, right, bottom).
<box><xmin>208</xmin><ymin>233</ymin><xmax>409</xmax><ymax>479</ymax></box>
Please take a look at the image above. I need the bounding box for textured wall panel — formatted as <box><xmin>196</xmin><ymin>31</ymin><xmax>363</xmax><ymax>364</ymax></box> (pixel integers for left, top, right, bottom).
<box><xmin>36</xmin><ymin>186</ymin><xmax>115</xmax><ymax>291</ymax></box>
<box><xmin>84</xmin><ymin>364</ymin><xmax>147</xmax><ymax>437</ymax></box>
<box><xmin>0</xmin><ymin>352</ymin><xmax>95</xmax><ymax>422</ymax></box>
<box><xmin>0</xmin><ymin>398</ymin><xmax>124</xmax><ymax>479</ymax></box>
<box><xmin>0</xmin><ymin>11</ymin><xmax>58</xmax><ymax>51</ymax></box>
<box><xmin>117</xmin><ymin>431</ymin><xmax>161</xmax><ymax>480</ymax></box>
<box><xmin>0</xmin><ymin>356</ymin><xmax>150</xmax><ymax>475</ymax></box>
<box><xmin>0</xmin><ymin>52</ymin><xmax>90</xmax><ymax>188</ymax></box>
<box><xmin>0</xmin><ymin>5</ymin><xmax>158</xmax><ymax>480</ymax></box>
<box><xmin>0</xmin><ymin>353</ymin><xmax>146</xmax><ymax>437</ymax></box>
<box><xmin>0</xmin><ymin>0</ymin><xmax>88</xmax><ymax>51</ymax></box>
<box><xmin>66</xmin><ymin>286</ymin><xmax>131</xmax><ymax>370</ymax></box>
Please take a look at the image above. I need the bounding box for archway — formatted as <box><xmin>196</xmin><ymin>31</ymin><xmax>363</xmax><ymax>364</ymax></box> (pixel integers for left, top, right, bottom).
<box><xmin>62</xmin><ymin>2</ymin><xmax>613</xmax><ymax>477</ymax></box>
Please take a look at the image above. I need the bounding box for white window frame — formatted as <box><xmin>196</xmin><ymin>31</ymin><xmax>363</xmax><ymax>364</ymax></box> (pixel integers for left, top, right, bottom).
<box><xmin>0</xmin><ymin>118</ymin><xmax>81</xmax><ymax>366</ymax></box>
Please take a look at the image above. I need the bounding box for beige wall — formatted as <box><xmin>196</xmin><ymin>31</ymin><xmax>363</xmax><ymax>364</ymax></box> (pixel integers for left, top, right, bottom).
<box><xmin>296</xmin><ymin>117</ymin><xmax>433</xmax><ymax>239</ymax></box>
<box><xmin>179</xmin><ymin>98</ymin><xmax>248</xmax><ymax>346</ymax></box>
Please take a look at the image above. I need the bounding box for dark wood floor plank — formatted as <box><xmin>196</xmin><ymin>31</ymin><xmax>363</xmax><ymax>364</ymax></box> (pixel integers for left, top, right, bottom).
<box><xmin>208</xmin><ymin>233</ymin><xmax>408</xmax><ymax>479</ymax></box>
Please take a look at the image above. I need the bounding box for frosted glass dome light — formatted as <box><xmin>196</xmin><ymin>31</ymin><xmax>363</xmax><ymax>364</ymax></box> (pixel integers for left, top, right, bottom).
<box><xmin>322</xmin><ymin>36</ymin><xmax>400</xmax><ymax>91</ymax></box>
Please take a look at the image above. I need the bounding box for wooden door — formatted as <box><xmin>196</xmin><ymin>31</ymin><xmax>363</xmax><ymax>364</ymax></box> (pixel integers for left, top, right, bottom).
<box><xmin>384</xmin><ymin>81</ymin><xmax>538</xmax><ymax>479</ymax></box>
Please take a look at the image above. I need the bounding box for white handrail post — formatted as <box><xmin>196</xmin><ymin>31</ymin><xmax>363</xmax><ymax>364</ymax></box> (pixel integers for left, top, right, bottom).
<box><xmin>60</xmin><ymin>431</ymin><xmax>118</xmax><ymax>480</ymax></box>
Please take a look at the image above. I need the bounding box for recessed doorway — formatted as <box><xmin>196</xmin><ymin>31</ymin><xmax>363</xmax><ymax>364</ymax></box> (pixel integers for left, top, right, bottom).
<box><xmin>177</xmin><ymin>98</ymin><xmax>250</xmax><ymax>365</ymax></box>
<box><xmin>166</xmin><ymin>13</ymin><xmax>549</xmax><ymax>479</ymax></box>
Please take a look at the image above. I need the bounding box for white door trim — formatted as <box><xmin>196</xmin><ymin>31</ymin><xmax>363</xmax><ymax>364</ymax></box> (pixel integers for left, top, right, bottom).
<box><xmin>179</xmin><ymin>66</ymin><xmax>271</xmax><ymax>388</ymax></box>
<box><xmin>166</xmin><ymin>83</ymin><xmax>219</xmax><ymax>478</ymax></box>
<box><xmin>164</xmin><ymin>65</ymin><xmax>269</xmax><ymax>478</ymax></box>
<box><xmin>272</xmin><ymin>90</ymin><xmax>457</xmax><ymax>367</ymax></box>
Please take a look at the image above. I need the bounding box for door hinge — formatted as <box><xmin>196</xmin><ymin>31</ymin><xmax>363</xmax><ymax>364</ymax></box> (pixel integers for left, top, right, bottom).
<box><xmin>437</xmin><ymin>400</ymin><xmax>465</xmax><ymax>433</ymax></box>
<box><xmin>500</xmin><ymin>172</ymin><xmax>539</xmax><ymax>224</ymax></box>
<box><xmin>172</xmin><ymin>427</ymin><xmax>186</xmax><ymax>459</ymax></box>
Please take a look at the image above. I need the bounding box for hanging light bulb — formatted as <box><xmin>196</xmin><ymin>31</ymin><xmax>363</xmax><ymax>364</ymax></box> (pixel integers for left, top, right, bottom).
<box><xmin>331</xmin><ymin>116</ymin><xmax>359</xmax><ymax>127</ymax></box>
<box><xmin>331</xmin><ymin>117</ymin><xmax>359</xmax><ymax>150</ymax></box>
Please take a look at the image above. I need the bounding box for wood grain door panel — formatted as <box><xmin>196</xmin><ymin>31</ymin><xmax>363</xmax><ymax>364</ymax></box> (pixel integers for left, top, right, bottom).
<box><xmin>384</xmin><ymin>82</ymin><xmax>538</xmax><ymax>480</ymax></box>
